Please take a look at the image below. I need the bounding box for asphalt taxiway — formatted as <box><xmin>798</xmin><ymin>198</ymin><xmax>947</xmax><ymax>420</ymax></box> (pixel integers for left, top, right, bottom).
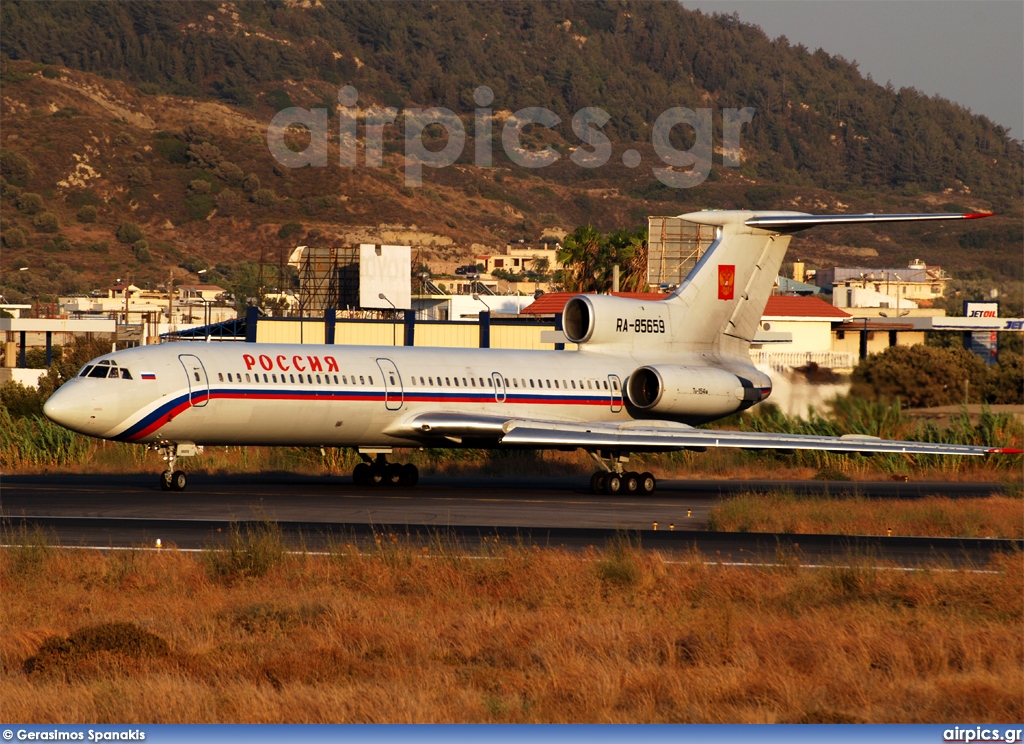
<box><xmin>1</xmin><ymin>474</ymin><xmax>1017</xmax><ymax>566</ymax></box>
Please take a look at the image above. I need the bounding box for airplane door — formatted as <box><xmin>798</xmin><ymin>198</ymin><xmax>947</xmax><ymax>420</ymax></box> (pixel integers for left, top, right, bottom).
<box><xmin>179</xmin><ymin>354</ymin><xmax>210</xmax><ymax>408</ymax></box>
<box><xmin>375</xmin><ymin>358</ymin><xmax>404</xmax><ymax>411</ymax></box>
<box><xmin>607</xmin><ymin>374</ymin><xmax>623</xmax><ymax>413</ymax></box>
<box><xmin>491</xmin><ymin>372</ymin><xmax>506</xmax><ymax>403</ymax></box>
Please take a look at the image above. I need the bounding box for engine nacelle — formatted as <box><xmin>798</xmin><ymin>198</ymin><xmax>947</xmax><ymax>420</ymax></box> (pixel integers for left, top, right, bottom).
<box><xmin>563</xmin><ymin>294</ymin><xmax>672</xmax><ymax>346</ymax></box>
<box><xmin>627</xmin><ymin>365</ymin><xmax>771</xmax><ymax>418</ymax></box>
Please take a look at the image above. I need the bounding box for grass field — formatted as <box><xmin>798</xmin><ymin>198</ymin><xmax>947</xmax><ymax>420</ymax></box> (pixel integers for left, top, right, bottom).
<box><xmin>1</xmin><ymin>528</ymin><xmax>1021</xmax><ymax>724</ymax></box>
<box><xmin>706</xmin><ymin>492</ymin><xmax>1024</xmax><ymax>539</ymax></box>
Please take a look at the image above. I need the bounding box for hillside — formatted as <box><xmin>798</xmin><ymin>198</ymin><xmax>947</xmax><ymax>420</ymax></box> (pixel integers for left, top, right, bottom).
<box><xmin>1</xmin><ymin>0</ymin><xmax>1021</xmax><ymax>309</ymax></box>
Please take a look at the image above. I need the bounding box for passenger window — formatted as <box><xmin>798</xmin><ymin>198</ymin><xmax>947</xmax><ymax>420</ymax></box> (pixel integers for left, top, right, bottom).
<box><xmin>428</xmin><ymin>377</ymin><xmax>433</xmax><ymax>385</ymax></box>
<box><xmin>587</xmin><ymin>381</ymin><xmax>592</xmax><ymax>389</ymax></box>
<box><xmin>546</xmin><ymin>380</ymin><xmax>551</xmax><ymax>388</ymax></box>
<box><xmin>342</xmin><ymin>375</ymin><xmax>348</xmax><ymax>384</ymax></box>
<box><xmin>368</xmin><ymin>376</ymin><xmax>373</xmax><ymax>384</ymax></box>
<box><xmin>317</xmin><ymin>375</ymin><xmax>322</xmax><ymax>384</ymax></box>
<box><xmin>529</xmin><ymin>379</ymin><xmax>535</xmax><ymax>388</ymax></box>
<box><xmin>462</xmin><ymin>378</ymin><xmax>467</xmax><ymax>386</ymax></box>
<box><xmin>272</xmin><ymin>374</ymin><xmax>277</xmax><ymax>383</ymax></box>
<box><xmin>571</xmin><ymin>380</ymin><xmax>576</xmax><ymax>389</ymax></box>
<box><xmin>264</xmin><ymin>374</ymin><xmax>269</xmax><ymax>383</ymax></box>
<box><xmin>194</xmin><ymin>372</ymin><xmax>201</xmax><ymax>382</ymax></box>
<box><xmin>602</xmin><ymin>381</ymin><xmax>608</xmax><ymax>389</ymax></box>
<box><xmin>454</xmin><ymin>378</ymin><xmax>460</xmax><ymax>387</ymax></box>
<box><xmin>218</xmin><ymin>373</ymin><xmax>224</xmax><ymax>382</ymax></box>
<box><xmin>445</xmin><ymin>377</ymin><xmax>450</xmax><ymax>386</ymax></box>
<box><xmin>554</xmin><ymin>380</ymin><xmax>559</xmax><ymax>389</ymax></box>
<box><xmin>512</xmin><ymin>378</ymin><xmax>518</xmax><ymax>388</ymax></box>
<box><xmin>360</xmin><ymin>376</ymin><xmax>365</xmax><ymax>384</ymax></box>
<box><xmin>333</xmin><ymin>375</ymin><xmax>338</xmax><ymax>384</ymax></box>
<box><xmin>389</xmin><ymin>375</ymin><xmax>395</xmax><ymax>384</ymax></box>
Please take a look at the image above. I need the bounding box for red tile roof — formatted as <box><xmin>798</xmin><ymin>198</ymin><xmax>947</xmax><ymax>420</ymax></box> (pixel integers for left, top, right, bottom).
<box><xmin>762</xmin><ymin>296</ymin><xmax>850</xmax><ymax>319</ymax></box>
<box><xmin>520</xmin><ymin>291</ymin><xmax>669</xmax><ymax>315</ymax></box>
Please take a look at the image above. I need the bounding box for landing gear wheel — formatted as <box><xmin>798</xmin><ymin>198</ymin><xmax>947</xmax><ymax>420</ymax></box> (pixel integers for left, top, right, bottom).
<box><xmin>385</xmin><ymin>463</ymin><xmax>403</xmax><ymax>486</ymax></box>
<box><xmin>160</xmin><ymin>470</ymin><xmax>173</xmax><ymax>491</ymax></box>
<box><xmin>170</xmin><ymin>470</ymin><xmax>187</xmax><ymax>492</ymax></box>
<box><xmin>603</xmin><ymin>473</ymin><xmax>623</xmax><ymax>495</ymax></box>
<box><xmin>623</xmin><ymin>471</ymin><xmax>640</xmax><ymax>495</ymax></box>
<box><xmin>353</xmin><ymin>462</ymin><xmax>371</xmax><ymax>485</ymax></box>
<box><xmin>400</xmin><ymin>463</ymin><xmax>419</xmax><ymax>487</ymax></box>
<box><xmin>639</xmin><ymin>472</ymin><xmax>656</xmax><ymax>495</ymax></box>
<box><xmin>590</xmin><ymin>472</ymin><xmax>606</xmax><ymax>494</ymax></box>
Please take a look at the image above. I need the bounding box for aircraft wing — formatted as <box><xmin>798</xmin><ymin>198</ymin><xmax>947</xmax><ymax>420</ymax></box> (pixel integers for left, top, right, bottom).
<box><xmin>392</xmin><ymin>412</ymin><xmax>1021</xmax><ymax>457</ymax></box>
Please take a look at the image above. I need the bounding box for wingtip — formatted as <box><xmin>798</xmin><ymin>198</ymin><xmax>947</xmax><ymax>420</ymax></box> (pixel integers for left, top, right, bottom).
<box><xmin>986</xmin><ymin>447</ymin><xmax>1024</xmax><ymax>454</ymax></box>
<box><xmin>963</xmin><ymin>212</ymin><xmax>995</xmax><ymax>219</ymax></box>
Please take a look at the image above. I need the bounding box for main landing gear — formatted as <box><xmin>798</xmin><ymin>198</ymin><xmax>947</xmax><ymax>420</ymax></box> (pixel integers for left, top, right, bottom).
<box><xmin>587</xmin><ymin>450</ymin><xmax>656</xmax><ymax>495</ymax></box>
<box><xmin>352</xmin><ymin>450</ymin><xmax>419</xmax><ymax>488</ymax></box>
<box><xmin>153</xmin><ymin>442</ymin><xmax>199</xmax><ymax>492</ymax></box>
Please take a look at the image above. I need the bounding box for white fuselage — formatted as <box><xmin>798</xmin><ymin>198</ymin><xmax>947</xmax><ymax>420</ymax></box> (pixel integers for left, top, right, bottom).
<box><xmin>46</xmin><ymin>341</ymin><xmax>753</xmax><ymax>448</ymax></box>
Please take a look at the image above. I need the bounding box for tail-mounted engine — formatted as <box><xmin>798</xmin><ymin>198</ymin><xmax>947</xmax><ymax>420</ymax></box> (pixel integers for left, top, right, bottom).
<box><xmin>563</xmin><ymin>294</ymin><xmax>672</xmax><ymax>347</ymax></box>
<box><xmin>627</xmin><ymin>365</ymin><xmax>771</xmax><ymax>418</ymax></box>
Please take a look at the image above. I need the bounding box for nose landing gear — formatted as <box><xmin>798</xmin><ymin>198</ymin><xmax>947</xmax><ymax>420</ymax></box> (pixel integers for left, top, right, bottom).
<box><xmin>353</xmin><ymin>451</ymin><xmax>419</xmax><ymax>487</ymax></box>
<box><xmin>153</xmin><ymin>443</ymin><xmax>199</xmax><ymax>492</ymax></box>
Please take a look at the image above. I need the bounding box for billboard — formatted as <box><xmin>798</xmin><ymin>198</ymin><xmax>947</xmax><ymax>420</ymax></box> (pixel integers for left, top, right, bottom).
<box><xmin>359</xmin><ymin>244</ymin><xmax>412</xmax><ymax>310</ymax></box>
<box><xmin>964</xmin><ymin>301</ymin><xmax>999</xmax><ymax>364</ymax></box>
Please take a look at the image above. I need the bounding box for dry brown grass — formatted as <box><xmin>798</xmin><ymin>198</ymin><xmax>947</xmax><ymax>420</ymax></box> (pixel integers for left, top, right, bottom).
<box><xmin>707</xmin><ymin>493</ymin><xmax>1024</xmax><ymax>539</ymax></box>
<box><xmin>1</xmin><ymin>538</ymin><xmax>1021</xmax><ymax>723</ymax></box>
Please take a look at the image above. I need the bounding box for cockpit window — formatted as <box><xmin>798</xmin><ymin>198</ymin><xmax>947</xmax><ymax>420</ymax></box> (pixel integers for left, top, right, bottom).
<box><xmin>89</xmin><ymin>366</ymin><xmax>111</xmax><ymax>378</ymax></box>
<box><xmin>120</xmin><ymin>369</ymin><xmax>132</xmax><ymax>380</ymax></box>
<box><xmin>79</xmin><ymin>365</ymin><xmax>94</xmax><ymax>377</ymax></box>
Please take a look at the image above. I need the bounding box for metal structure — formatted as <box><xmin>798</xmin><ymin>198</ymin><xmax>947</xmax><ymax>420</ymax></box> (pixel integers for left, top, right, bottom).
<box><xmin>288</xmin><ymin>245</ymin><xmax>361</xmax><ymax>314</ymax></box>
<box><xmin>647</xmin><ymin>216</ymin><xmax>717</xmax><ymax>288</ymax></box>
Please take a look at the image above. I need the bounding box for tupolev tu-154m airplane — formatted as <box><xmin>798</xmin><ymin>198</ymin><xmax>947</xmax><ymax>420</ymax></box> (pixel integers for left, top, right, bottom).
<box><xmin>44</xmin><ymin>210</ymin><xmax>1019</xmax><ymax>494</ymax></box>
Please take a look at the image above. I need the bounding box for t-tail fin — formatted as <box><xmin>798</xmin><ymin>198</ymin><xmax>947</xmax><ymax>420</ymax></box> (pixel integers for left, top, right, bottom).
<box><xmin>666</xmin><ymin>210</ymin><xmax>991</xmax><ymax>357</ymax></box>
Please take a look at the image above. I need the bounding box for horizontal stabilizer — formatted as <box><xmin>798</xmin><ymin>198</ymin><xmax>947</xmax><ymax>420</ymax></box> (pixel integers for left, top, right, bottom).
<box><xmin>742</xmin><ymin>212</ymin><xmax>993</xmax><ymax>232</ymax></box>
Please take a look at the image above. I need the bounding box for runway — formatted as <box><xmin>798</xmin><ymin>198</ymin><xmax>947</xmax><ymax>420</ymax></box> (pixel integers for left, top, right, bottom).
<box><xmin>1</xmin><ymin>474</ymin><xmax>1017</xmax><ymax>566</ymax></box>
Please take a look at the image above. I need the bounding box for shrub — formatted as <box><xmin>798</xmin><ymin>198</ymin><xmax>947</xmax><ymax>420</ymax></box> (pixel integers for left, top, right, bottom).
<box><xmin>132</xmin><ymin>240</ymin><xmax>151</xmax><ymax>263</ymax></box>
<box><xmin>42</xmin><ymin>235</ymin><xmax>71</xmax><ymax>252</ymax></box>
<box><xmin>184</xmin><ymin>194</ymin><xmax>215</xmax><ymax>221</ymax></box>
<box><xmin>33</xmin><ymin>212</ymin><xmax>59</xmax><ymax>232</ymax></box>
<box><xmin>277</xmin><ymin>222</ymin><xmax>302</xmax><ymax>240</ymax></box>
<box><xmin>0</xmin><ymin>149</ymin><xmax>34</xmax><ymax>185</ymax></box>
<box><xmin>251</xmin><ymin>187</ymin><xmax>276</xmax><ymax>207</ymax></box>
<box><xmin>77</xmin><ymin>205</ymin><xmax>97</xmax><ymax>223</ymax></box>
<box><xmin>852</xmin><ymin>345</ymin><xmax>989</xmax><ymax>408</ymax></box>
<box><xmin>213</xmin><ymin>161</ymin><xmax>244</xmax><ymax>186</ymax></box>
<box><xmin>215</xmin><ymin>189</ymin><xmax>240</xmax><ymax>216</ymax></box>
<box><xmin>113</xmin><ymin>131</ymin><xmax>135</xmax><ymax>146</ymax></box>
<box><xmin>85</xmin><ymin>240</ymin><xmax>109</xmax><ymax>253</ymax></box>
<box><xmin>242</xmin><ymin>173</ymin><xmax>261</xmax><ymax>193</ymax></box>
<box><xmin>116</xmin><ymin>222</ymin><xmax>144</xmax><ymax>244</ymax></box>
<box><xmin>52</xmin><ymin>107</ymin><xmax>79</xmax><ymax>119</ymax></box>
<box><xmin>187</xmin><ymin>141</ymin><xmax>222</xmax><ymax>169</ymax></box>
<box><xmin>181</xmin><ymin>122</ymin><xmax>212</xmax><ymax>143</ymax></box>
<box><xmin>154</xmin><ymin>137</ymin><xmax>189</xmax><ymax>164</ymax></box>
<box><xmin>2</xmin><ymin>226</ymin><xmax>27</xmax><ymax>248</ymax></box>
<box><xmin>16</xmin><ymin>192</ymin><xmax>44</xmax><ymax>214</ymax></box>
<box><xmin>126</xmin><ymin>166</ymin><xmax>151</xmax><ymax>187</ymax></box>
<box><xmin>188</xmin><ymin>179</ymin><xmax>211</xmax><ymax>195</ymax></box>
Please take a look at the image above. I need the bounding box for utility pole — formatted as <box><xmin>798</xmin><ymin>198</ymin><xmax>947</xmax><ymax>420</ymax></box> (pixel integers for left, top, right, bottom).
<box><xmin>168</xmin><ymin>268</ymin><xmax>174</xmax><ymax>336</ymax></box>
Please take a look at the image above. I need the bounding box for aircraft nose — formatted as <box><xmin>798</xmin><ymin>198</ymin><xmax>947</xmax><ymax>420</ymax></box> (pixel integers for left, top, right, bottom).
<box><xmin>43</xmin><ymin>384</ymin><xmax>94</xmax><ymax>433</ymax></box>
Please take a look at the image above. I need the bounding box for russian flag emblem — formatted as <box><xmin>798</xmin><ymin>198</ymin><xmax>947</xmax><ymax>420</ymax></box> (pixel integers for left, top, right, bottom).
<box><xmin>141</xmin><ymin>372</ymin><xmax>156</xmax><ymax>380</ymax></box>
